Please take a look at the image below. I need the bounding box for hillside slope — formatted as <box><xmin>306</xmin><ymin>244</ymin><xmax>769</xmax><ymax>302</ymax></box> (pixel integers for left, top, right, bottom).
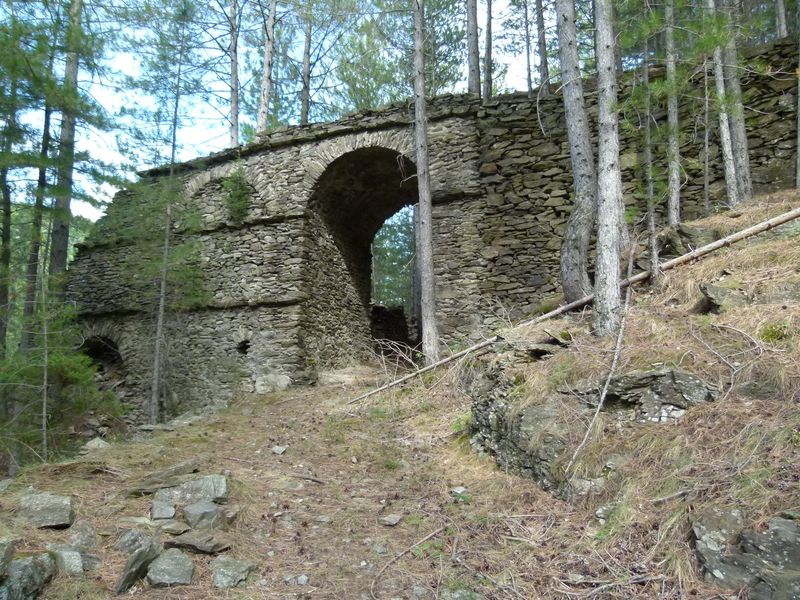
<box><xmin>1</xmin><ymin>192</ymin><xmax>799</xmax><ymax>599</ymax></box>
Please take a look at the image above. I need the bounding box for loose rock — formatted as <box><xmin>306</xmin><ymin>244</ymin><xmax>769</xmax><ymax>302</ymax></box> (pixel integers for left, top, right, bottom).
<box><xmin>47</xmin><ymin>545</ymin><xmax>83</xmax><ymax>576</ymax></box>
<box><xmin>183</xmin><ymin>500</ymin><xmax>221</xmax><ymax>529</ymax></box>
<box><xmin>150</xmin><ymin>501</ymin><xmax>176</xmax><ymax>520</ymax></box>
<box><xmin>154</xmin><ymin>474</ymin><xmax>229</xmax><ymax>505</ymax></box>
<box><xmin>68</xmin><ymin>520</ymin><xmax>97</xmax><ymax>553</ymax></box>
<box><xmin>19</xmin><ymin>492</ymin><xmax>75</xmax><ymax>529</ymax></box>
<box><xmin>165</xmin><ymin>530</ymin><xmax>232</xmax><ymax>554</ymax></box>
<box><xmin>146</xmin><ymin>548</ymin><xmax>194</xmax><ymax>587</ymax></box>
<box><xmin>380</xmin><ymin>514</ymin><xmax>402</xmax><ymax>527</ymax></box>
<box><xmin>0</xmin><ymin>538</ymin><xmax>15</xmax><ymax>578</ymax></box>
<box><xmin>0</xmin><ymin>553</ymin><xmax>56</xmax><ymax>600</ymax></box>
<box><xmin>114</xmin><ymin>529</ymin><xmax>150</xmax><ymax>554</ymax></box>
<box><xmin>114</xmin><ymin>536</ymin><xmax>161</xmax><ymax>594</ymax></box>
<box><xmin>210</xmin><ymin>555</ymin><xmax>255</xmax><ymax>588</ymax></box>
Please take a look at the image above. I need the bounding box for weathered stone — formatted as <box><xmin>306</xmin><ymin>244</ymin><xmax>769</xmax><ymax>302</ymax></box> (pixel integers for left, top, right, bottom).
<box><xmin>0</xmin><ymin>553</ymin><xmax>55</xmax><ymax>600</ymax></box>
<box><xmin>379</xmin><ymin>514</ymin><xmax>402</xmax><ymax>527</ymax></box>
<box><xmin>0</xmin><ymin>538</ymin><xmax>14</xmax><ymax>579</ymax></box>
<box><xmin>80</xmin><ymin>437</ymin><xmax>111</xmax><ymax>453</ymax></box>
<box><xmin>575</xmin><ymin>368</ymin><xmax>719</xmax><ymax>423</ymax></box>
<box><xmin>164</xmin><ymin>530</ymin><xmax>231</xmax><ymax>554</ymax></box>
<box><xmin>114</xmin><ymin>536</ymin><xmax>161</xmax><ymax>594</ymax></box>
<box><xmin>183</xmin><ymin>500</ymin><xmax>221</xmax><ymax>529</ymax></box>
<box><xmin>146</xmin><ymin>548</ymin><xmax>194</xmax><ymax>587</ymax></box>
<box><xmin>126</xmin><ymin>460</ymin><xmax>199</xmax><ymax>495</ymax></box>
<box><xmin>19</xmin><ymin>492</ymin><xmax>75</xmax><ymax>529</ymax></box>
<box><xmin>209</xmin><ymin>556</ymin><xmax>255</xmax><ymax>588</ymax></box>
<box><xmin>47</xmin><ymin>546</ymin><xmax>83</xmax><ymax>576</ymax></box>
<box><xmin>114</xmin><ymin>529</ymin><xmax>150</xmax><ymax>554</ymax></box>
<box><xmin>693</xmin><ymin>511</ymin><xmax>800</xmax><ymax>599</ymax></box>
<box><xmin>158</xmin><ymin>520</ymin><xmax>191</xmax><ymax>536</ymax></box>
<box><xmin>68</xmin><ymin>520</ymin><xmax>97</xmax><ymax>553</ymax></box>
<box><xmin>150</xmin><ymin>501</ymin><xmax>176</xmax><ymax>521</ymax></box>
<box><xmin>700</xmin><ymin>283</ymin><xmax>749</xmax><ymax>312</ymax></box>
<box><xmin>153</xmin><ymin>475</ymin><xmax>229</xmax><ymax>505</ymax></box>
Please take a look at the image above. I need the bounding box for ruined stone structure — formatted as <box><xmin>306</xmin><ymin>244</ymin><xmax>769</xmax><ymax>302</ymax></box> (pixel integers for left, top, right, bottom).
<box><xmin>68</xmin><ymin>39</ymin><xmax>798</xmax><ymax>421</ymax></box>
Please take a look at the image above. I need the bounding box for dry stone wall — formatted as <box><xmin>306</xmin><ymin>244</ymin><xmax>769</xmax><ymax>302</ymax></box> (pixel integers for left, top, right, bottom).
<box><xmin>68</xmin><ymin>39</ymin><xmax>799</xmax><ymax>419</ymax></box>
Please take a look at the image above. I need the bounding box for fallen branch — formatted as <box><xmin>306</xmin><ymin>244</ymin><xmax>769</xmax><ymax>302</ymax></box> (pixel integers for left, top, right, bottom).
<box><xmin>350</xmin><ymin>205</ymin><xmax>800</xmax><ymax>404</ymax></box>
<box><xmin>369</xmin><ymin>525</ymin><xmax>447</xmax><ymax>600</ymax></box>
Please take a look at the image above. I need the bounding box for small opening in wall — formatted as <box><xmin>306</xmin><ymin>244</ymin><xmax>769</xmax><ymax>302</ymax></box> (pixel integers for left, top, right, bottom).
<box><xmin>80</xmin><ymin>336</ymin><xmax>122</xmax><ymax>373</ymax></box>
<box><xmin>236</xmin><ymin>340</ymin><xmax>251</xmax><ymax>355</ymax></box>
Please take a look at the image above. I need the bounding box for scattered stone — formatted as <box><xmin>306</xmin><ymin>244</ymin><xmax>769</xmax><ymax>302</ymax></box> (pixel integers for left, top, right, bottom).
<box><xmin>271</xmin><ymin>445</ymin><xmax>287</xmax><ymax>455</ymax></box>
<box><xmin>450</xmin><ymin>486</ymin><xmax>469</xmax><ymax>502</ymax></box>
<box><xmin>183</xmin><ymin>500</ymin><xmax>221</xmax><ymax>529</ymax></box>
<box><xmin>411</xmin><ymin>585</ymin><xmax>431</xmax><ymax>599</ymax></box>
<box><xmin>146</xmin><ymin>548</ymin><xmax>194</xmax><ymax>587</ymax></box>
<box><xmin>693</xmin><ymin>510</ymin><xmax>800</xmax><ymax>599</ymax></box>
<box><xmin>80</xmin><ymin>437</ymin><xmax>111</xmax><ymax>453</ymax></box>
<box><xmin>0</xmin><ymin>538</ymin><xmax>15</xmax><ymax>578</ymax></box>
<box><xmin>0</xmin><ymin>553</ymin><xmax>56</xmax><ymax>600</ymax></box>
<box><xmin>165</xmin><ymin>530</ymin><xmax>231</xmax><ymax>554</ymax></box>
<box><xmin>118</xmin><ymin>516</ymin><xmax>157</xmax><ymax>528</ymax></box>
<box><xmin>372</xmin><ymin>543</ymin><xmax>388</xmax><ymax>555</ymax></box>
<box><xmin>126</xmin><ymin>460</ymin><xmax>198</xmax><ymax>495</ymax></box>
<box><xmin>47</xmin><ymin>545</ymin><xmax>84</xmax><ymax>576</ymax></box>
<box><xmin>19</xmin><ymin>492</ymin><xmax>75</xmax><ymax>529</ymax></box>
<box><xmin>151</xmin><ymin>501</ymin><xmax>176</xmax><ymax>520</ymax></box>
<box><xmin>439</xmin><ymin>590</ymin><xmax>483</xmax><ymax>600</ymax></box>
<box><xmin>209</xmin><ymin>556</ymin><xmax>255</xmax><ymax>588</ymax></box>
<box><xmin>255</xmin><ymin>373</ymin><xmax>291</xmax><ymax>394</ymax></box>
<box><xmin>699</xmin><ymin>283</ymin><xmax>749</xmax><ymax>312</ymax></box>
<box><xmin>297</xmin><ymin>574</ymin><xmax>309</xmax><ymax>585</ymax></box>
<box><xmin>158</xmin><ymin>520</ymin><xmax>191</xmax><ymax>536</ymax></box>
<box><xmin>114</xmin><ymin>536</ymin><xmax>161</xmax><ymax>594</ymax></box>
<box><xmin>0</xmin><ymin>479</ymin><xmax>12</xmax><ymax>493</ymax></box>
<box><xmin>154</xmin><ymin>474</ymin><xmax>229</xmax><ymax>505</ymax></box>
<box><xmin>380</xmin><ymin>514</ymin><xmax>402</xmax><ymax>527</ymax></box>
<box><xmin>68</xmin><ymin>520</ymin><xmax>97</xmax><ymax>554</ymax></box>
<box><xmin>114</xmin><ymin>529</ymin><xmax>150</xmax><ymax>554</ymax></box>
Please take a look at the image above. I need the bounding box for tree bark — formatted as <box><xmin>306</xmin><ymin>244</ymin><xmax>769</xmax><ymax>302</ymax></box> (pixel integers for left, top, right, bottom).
<box><xmin>535</xmin><ymin>0</ymin><xmax>549</xmax><ymax>96</ymax></box>
<box><xmin>796</xmin><ymin>0</ymin><xmax>800</xmax><ymax>187</ymax></box>
<box><xmin>229</xmin><ymin>0</ymin><xmax>239</xmax><ymax>146</ymax></box>
<box><xmin>776</xmin><ymin>0</ymin><xmax>788</xmax><ymax>37</ymax></box>
<box><xmin>0</xmin><ymin>80</ymin><xmax>15</xmax><ymax>358</ymax></box>
<box><xmin>256</xmin><ymin>0</ymin><xmax>278</xmax><ymax>132</ymax></box>
<box><xmin>300</xmin><ymin>7</ymin><xmax>312</xmax><ymax>126</ymax></box>
<box><xmin>706</xmin><ymin>0</ymin><xmax>740</xmax><ymax>207</ymax></box>
<box><xmin>593</xmin><ymin>0</ymin><xmax>623</xmax><ymax>336</ymax></box>
<box><xmin>642</xmin><ymin>38</ymin><xmax>659</xmax><ymax>281</ymax></box>
<box><xmin>413</xmin><ymin>0</ymin><xmax>440</xmax><ymax>365</ymax></box>
<box><xmin>721</xmin><ymin>0</ymin><xmax>752</xmax><ymax>204</ymax></box>
<box><xmin>523</xmin><ymin>0</ymin><xmax>533</xmax><ymax>97</ymax></box>
<box><xmin>48</xmin><ymin>0</ymin><xmax>82</xmax><ymax>285</ymax></box>
<box><xmin>665</xmin><ymin>0</ymin><xmax>681</xmax><ymax>225</ymax></box>
<box><xmin>467</xmin><ymin>0</ymin><xmax>481</xmax><ymax>95</ymax></box>
<box><xmin>20</xmin><ymin>105</ymin><xmax>53</xmax><ymax>354</ymax></box>
<box><xmin>555</xmin><ymin>0</ymin><xmax>596</xmax><ymax>302</ymax></box>
<box><xmin>703</xmin><ymin>57</ymin><xmax>712</xmax><ymax>213</ymax></box>
<box><xmin>482</xmin><ymin>0</ymin><xmax>492</xmax><ymax>101</ymax></box>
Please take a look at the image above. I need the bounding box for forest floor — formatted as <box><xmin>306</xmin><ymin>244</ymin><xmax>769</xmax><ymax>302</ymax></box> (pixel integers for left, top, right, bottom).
<box><xmin>2</xmin><ymin>191</ymin><xmax>800</xmax><ymax>599</ymax></box>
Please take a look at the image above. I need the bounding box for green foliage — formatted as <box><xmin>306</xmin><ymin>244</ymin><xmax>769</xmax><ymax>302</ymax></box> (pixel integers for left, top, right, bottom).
<box><xmin>372</xmin><ymin>206</ymin><xmax>414</xmax><ymax>311</ymax></box>
<box><xmin>451</xmin><ymin>409</ymin><xmax>471</xmax><ymax>435</ymax></box>
<box><xmin>222</xmin><ymin>166</ymin><xmax>251</xmax><ymax>224</ymax></box>
<box><xmin>759</xmin><ymin>321</ymin><xmax>794</xmax><ymax>343</ymax></box>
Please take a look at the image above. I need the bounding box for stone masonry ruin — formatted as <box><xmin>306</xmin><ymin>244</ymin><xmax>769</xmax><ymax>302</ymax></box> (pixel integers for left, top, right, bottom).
<box><xmin>68</xmin><ymin>39</ymin><xmax>799</xmax><ymax>422</ymax></box>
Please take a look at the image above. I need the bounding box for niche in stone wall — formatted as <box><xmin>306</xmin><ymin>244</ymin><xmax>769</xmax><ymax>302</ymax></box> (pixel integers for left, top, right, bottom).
<box><xmin>80</xmin><ymin>336</ymin><xmax>123</xmax><ymax>373</ymax></box>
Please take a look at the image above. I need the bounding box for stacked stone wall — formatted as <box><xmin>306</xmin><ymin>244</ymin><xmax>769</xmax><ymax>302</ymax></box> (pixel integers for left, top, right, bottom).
<box><xmin>68</xmin><ymin>39</ymin><xmax>799</xmax><ymax>419</ymax></box>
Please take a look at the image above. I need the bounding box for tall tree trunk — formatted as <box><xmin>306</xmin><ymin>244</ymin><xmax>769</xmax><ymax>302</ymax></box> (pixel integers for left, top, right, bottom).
<box><xmin>706</xmin><ymin>0</ymin><xmax>741</xmax><ymax>207</ymax></box>
<box><xmin>556</xmin><ymin>0</ymin><xmax>596</xmax><ymax>302</ymax></box>
<box><xmin>665</xmin><ymin>0</ymin><xmax>681</xmax><ymax>225</ymax></box>
<box><xmin>796</xmin><ymin>0</ymin><xmax>800</xmax><ymax>187</ymax></box>
<box><xmin>483</xmin><ymin>0</ymin><xmax>492</xmax><ymax>101</ymax></box>
<box><xmin>523</xmin><ymin>0</ymin><xmax>533</xmax><ymax>97</ymax></box>
<box><xmin>229</xmin><ymin>0</ymin><xmax>239</xmax><ymax>146</ymax></box>
<box><xmin>20</xmin><ymin>105</ymin><xmax>53</xmax><ymax>354</ymax></box>
<box><xmin>535</xmin><ymin>0</ymin><xmax>549</xmax><ymax>96</ymax></box>
<box><xmin>593</xmin><ymin>0</ymin><xmax>623</xmax><ymax>336</ymax></box>
<box><xmin>256</xmin><ymin>0</ymin><xmax>278</xmax><ymax>132</ymax></box>
<box><xmin>643</xmin><ymin>38</ymin><xmax>659</xmax><ymax>281</ymax></box>
<box><xmin>613</xmin><ymin>2</ymin><xmax>623</xmax><ymax>73</ymax></box>
<box><xmin>703</xmin><ymin>57</ymin><xmax>712</xmax><ymax>213</ymax></box>
<box><xmin>300</xmin><ymin>8</ymin><xmax>312</xmax><ymax>126</ymax></box>
<box><xmin>0</xmin><ymin>84</ymin><xmax>15</xmax><ymax>358</ymax></box>
<box><xmin>776</xmin><ymin>0</ymin><xmax>788</xmax><ymax>37</ymax></box>
<box><xmin>413</xmin><ymin>0</ymin><xmax>440</xmax><ymax>365</ymax></box>
<box><xmin>48</xmin><ymin>0</ymin><xmax>82</xmax><ymax>285</ymax></box>
<box><xmin>467</xmin><ymin>0</ymin><xmax>481</xmax><ymax>95</ymax></box>
<box><xmin>721</xmin><ymin>0</ymin><xmax>752</xmax><ymax>204</ymax></box>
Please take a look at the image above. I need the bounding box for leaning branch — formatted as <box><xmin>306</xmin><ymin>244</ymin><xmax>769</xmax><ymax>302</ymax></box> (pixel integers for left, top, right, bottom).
<box><xmin>350</xmin><ymin>205</ymin><xmax>800</xmax><ymax>404</ymax></box>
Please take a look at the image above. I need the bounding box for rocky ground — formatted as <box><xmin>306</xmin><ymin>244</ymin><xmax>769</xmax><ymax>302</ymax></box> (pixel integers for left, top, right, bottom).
<box><xmin>1</xmin><ymin>193</ymin><xmax>800</xmax><ymax>599</ymax></box>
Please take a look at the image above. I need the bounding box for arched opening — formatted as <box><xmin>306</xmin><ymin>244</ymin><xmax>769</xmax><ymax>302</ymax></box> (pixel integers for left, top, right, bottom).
<box><xmin>306</xmin><ymin>147</ymin><xmax>419</xmax><ymax>361</ymax></box>
<box><xmin>80</xmin><ymin>336</ymin><xmax>122</xmax><ymax>373</ymax></box>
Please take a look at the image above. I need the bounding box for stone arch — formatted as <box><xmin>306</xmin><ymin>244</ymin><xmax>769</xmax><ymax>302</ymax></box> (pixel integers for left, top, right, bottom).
<box><xmin>303</xmin><ymin>145</ymin><xmax>418</xmax><ymax>364</ymax></box>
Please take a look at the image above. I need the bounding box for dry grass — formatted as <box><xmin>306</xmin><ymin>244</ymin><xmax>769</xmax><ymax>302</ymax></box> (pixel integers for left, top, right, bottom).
<box><xmin>2</xmin><ymin>193</ymin><xmax>798</xmax><ymax>599</ymax></box>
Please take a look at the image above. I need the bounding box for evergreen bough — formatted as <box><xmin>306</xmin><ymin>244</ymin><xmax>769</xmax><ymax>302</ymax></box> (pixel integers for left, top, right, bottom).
<box><xmin>223</xmin><ymin>166</ymin><xmax>250</xmax><ymax>224</ymax></box>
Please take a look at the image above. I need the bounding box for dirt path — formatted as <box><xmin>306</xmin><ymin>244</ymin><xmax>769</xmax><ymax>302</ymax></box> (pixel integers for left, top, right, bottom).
<box><xmin>6</xmin><ymin>366</ymin><xmax>682</xmax><ymax>599</ymax></box>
